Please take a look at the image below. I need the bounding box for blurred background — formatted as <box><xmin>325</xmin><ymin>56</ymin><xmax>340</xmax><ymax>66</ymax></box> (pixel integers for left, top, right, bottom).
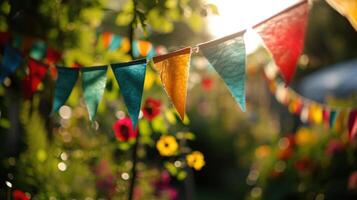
<box><xmin>0</xmin><ymin>0</ymin><xmax>357</xmax><ymax>199</ymax></box>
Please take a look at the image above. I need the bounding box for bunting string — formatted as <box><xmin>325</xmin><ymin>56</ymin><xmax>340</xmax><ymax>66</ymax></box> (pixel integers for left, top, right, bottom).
<box><xmin>1</xmin><ymin>0</ymin><xmax>357</xmax><ymax>138</ymax></box>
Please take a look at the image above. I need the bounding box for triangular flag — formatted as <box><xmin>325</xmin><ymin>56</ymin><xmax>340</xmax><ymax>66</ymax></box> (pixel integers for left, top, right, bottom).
<box><xmin>109</xmin><ymin>35</ymin><xmax>122</xmax><ymax>51</ymax></box>
<box><xmin>326</xmin><ymin>0</ymin><xmax>357</xmax><ymax>31</ymax></box>
<box><xmin>29</xmin><ymin>40</ymin><xmax>47</xmax><ymax>61</ymax></box>
<box><xmin>81</xmin><ymin>66</ymin><xmax>108</xmax><ymax>121</ymax></box>
<box><xmin>348</xmin><ymin>110</ymin><xmax>357</xmax><ymax>140</ymax></box>
<box><xmin>153</xmin><ymin>47</ymin><xmax>191</xmax><ymax>120</ymax></box>
<box><xmin>200</xmin><ymin>36</ymin><xmax>246</xmax><ymax>111</ymax></box>
<box><xmin>45</xmin><ymin>48</ymin><xmax>62</xmax><ymax>65</ymax></box>
<box><xmin>329</xmin><ymin>110</ymin><xmax>338</xmax><ymax>128</ymax></box>
<box><xmin>0</xmin><ymin>45</ymin><xmax>22</xmax><ymax>83</ymax></box>
<box><xmin>52</xmin><ymin>67</ymin><xmax>79</xmax><ymax>113</ymax></box>
<box><xmin>112</xmin><ymin>59</ymin><xmax>147</xmax><ymax>127</ymax></box>
<box><xmin>22</xmin><ymin>59</ymin><xmax>48</xmax><ymax>99</ymax></box>
<box><xmin>254</xmin><ymin>1</ymin><xmax>309</xmax><ymax>84</ymax></box>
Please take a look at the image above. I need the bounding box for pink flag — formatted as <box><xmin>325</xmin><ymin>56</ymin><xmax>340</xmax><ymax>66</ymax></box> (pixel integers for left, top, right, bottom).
<box><xmin>348</xmin><ymin>110</ymin><xmax>357</xmax><ymax>140</ymax></box>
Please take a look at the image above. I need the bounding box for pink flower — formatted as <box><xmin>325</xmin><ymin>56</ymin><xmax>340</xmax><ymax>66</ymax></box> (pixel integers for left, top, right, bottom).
<box><xmin>325</xmin><ymin>139</ymin><xmax>344</xmax><ymax>156</ymax></box>
<box><xmin>142</xmin><ymin>98</ymin><xmax>162</xmax><ymax>121</ymax></box>
<box><xmin>13</xmin><ymin>190</ymin><xmax>30</xmax><ymax>200</ymax></box>
<box><xmin>348</xmin><ymin>171</ymin><xmax>357</xmax><ymax>190</ymax></box>
<box><xmin>112</xmin><ymin>117</ymin><xmax>137</xmax><ymax>142</ymax></box>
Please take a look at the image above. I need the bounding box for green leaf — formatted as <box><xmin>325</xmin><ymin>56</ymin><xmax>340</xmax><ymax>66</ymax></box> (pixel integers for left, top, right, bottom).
<box><xmin>177</xmin><ymin>170</ymin><xmax>187</xmax><ymax>180</ymax></box>
<box><xmin>139</xmin><ymin>120</ymin><xmax>152</xmax><ymax>136</ymax></box>
<box><xmin>152</xmin><ymin>116</ymin><xmax>167</xmax><ymax>133</ymax></box>
<box><xmin>164</xmin><ymin>162</ymin><xmax>177</xmax><ymax>176</ymax></box>
<box><xmin>207</xmin><ymin>4</ymin><xmax>219</xmax><ymax>15</ymax></box>
<box><xmin>0</xmin><ymin>118</ymin><xmax>11</xmax><ymax>129</ymax></box>
<box><xmin>165</xmin><ymin>109</ymin><xmax>177</xmax><ymax>125</ymax></box>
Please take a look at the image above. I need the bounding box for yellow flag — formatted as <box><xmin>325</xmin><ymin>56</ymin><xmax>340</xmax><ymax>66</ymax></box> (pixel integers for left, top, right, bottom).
<box><xmin>153</xmin><ymin>47</ymin><xmax>191</xmax><ymax>120</ymax></box>
<box><xmin>327</xmin><ymin>0</ymin><xmax>357</xmax><ymax>31</ymax></box>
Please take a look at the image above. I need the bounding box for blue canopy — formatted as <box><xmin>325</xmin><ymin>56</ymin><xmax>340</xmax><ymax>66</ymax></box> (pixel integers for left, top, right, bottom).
<box><xmin>299</xmin><ymin>59</ymin><xmax>357</xmax><ymax>102</ymax></box>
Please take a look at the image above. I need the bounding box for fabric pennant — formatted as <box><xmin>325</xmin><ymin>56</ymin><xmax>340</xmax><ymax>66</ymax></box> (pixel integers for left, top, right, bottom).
<box><xmin>0</xmin><ymin>45</ymin><xmax>22</xmax><ymax>83</ymax></box>
<box><xmin>52</xmin><ymin>67</ymin><xmax>79</xmax><ymax>113</ymax></box>
<box><xmin>200</xmin><ymin>36</ymin><xmax>246</xmax><ymax>111</ymax></box>
<box><xmin>348</xmin><ymin>110</ymin><xmax>357</xmax><ymax>140</ymax></box>
<box><xmin>329</xmin><ymin>110</ymin><xmax>338</xmax><ymax>128</ymax></box>
<box><xmin>81</xmin><ymin>66</ymin><xmax>108</xmax><ymax>121</ymax></box>
<box><xmin>153</xmin><ymin>47</ymin><xmax>191</xmax><ymax>120</ymax></box>
<box><xmin>22</xmin><ymin>59</ymin><xmax>49</xmax><ymax>99</ymax></box>
<box><xmin>112</xmin><ymin>59</ymin><xmax>147</xmax><ymax>127</ymax></box>
<box><xmin>327</xmin><ymin>0</ymin><xmax>357</xmax><ymax>31</ymax></box>
<box><xmin>254</xmin><ymin>1</ymin><xmax>309</xmax><ymax>84</ymax></box>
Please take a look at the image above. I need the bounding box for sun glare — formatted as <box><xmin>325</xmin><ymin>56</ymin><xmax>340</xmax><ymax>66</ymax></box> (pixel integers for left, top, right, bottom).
<box><xmin>207</xmin><ymin>0</ymin><xmax>301</xmax><ymax>53</ymax></box>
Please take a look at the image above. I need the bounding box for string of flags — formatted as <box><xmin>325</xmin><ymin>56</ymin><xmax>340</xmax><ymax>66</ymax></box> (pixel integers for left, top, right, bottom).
<box><xmin>1</xmin><ymin>0</ymin><xmax>357</xmax><ymax>138</ymax></box>
<box><xmin>263</xmin><ymin>63</ymin><xmax>357</xmax><ymax>140</ymax></box>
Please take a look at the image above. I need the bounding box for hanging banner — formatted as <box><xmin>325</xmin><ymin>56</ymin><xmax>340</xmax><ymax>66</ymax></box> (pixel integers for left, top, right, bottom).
<box><xmin>326</xmin><ymin>0</ymin><xmax>357</xmax><ymax>31</ymax></box>
<box><xmin>329</xmin><ymin>110</ymin><xmax>338</xmax><ymax>128</ymax></box>
<box><xmin>0</xmin><ymin>45</ymin><xmax>22</xmax><ymax>83</ymax></box>
<box><xmin>112</xmin><ymin>59</ymin><xmax>147</xmax><ymax>128</ymax></box>
<box><xmin>153</xmin><ymin>47</ymin><xmax>191</xmax><ymax>120</ymax></box>
<box><xmin>348</xmin><ymin>110</ymin><xmax>357</xmax><ymax>140</ymax></box>
<box><xmin>81</xmin><ymin>66</ymin><xmax>108</xmax><ymax>121</ymax></box>
<box><xmin>254</xmin><ymin>1</ymin><xmax>309</xmax><ymax>85</ymax></box>
<box><xmin>22</xmin><ymin>58</ymin><xmax>48</xmax><ymax>99</ymax></box>
<box><xmin>45</xmin><ymin>48</ymin><xmax>62</xmax><ymax>65</ymax></box>
<box><xmin>200</xmin><ymin>35</ymin><xmax>247</xmax><ymax>111</ymax></box>
<box><xmin>52</xmin><ymin>67</ymin><xmax>79</xmax><ymax>113</ymax></box>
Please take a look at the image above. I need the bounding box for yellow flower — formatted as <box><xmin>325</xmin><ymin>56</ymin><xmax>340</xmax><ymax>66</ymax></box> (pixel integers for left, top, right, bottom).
<box><xmin>255</xmin><ymin>145</ymin><xmax>271</xmax><ymax>158</ymax></box>
<box><xmin>295</xmin><ymin>128</ymin><xmax>315</xmax><ymax>146</ymax></box>
<box><xmin>186</xmin><ymin>151</ymin><xmax>205</xmax><ymax>170</ymax></box>
<box><xmin>156</xmin><ymin>135</ymin><xmax>178</xmax><ymax>156</ymax></box>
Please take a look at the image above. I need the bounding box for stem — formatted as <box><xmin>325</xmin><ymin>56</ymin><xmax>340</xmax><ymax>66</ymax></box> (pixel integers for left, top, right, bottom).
<box><xmin>128</xmin><ymin>1</ymin><xmax>138</xmax><ymax>199</ymax></box>
<box><xmin>128</xmin><ymin>129</ymin><xmax>140</xmax><ymax>200</ymax></box>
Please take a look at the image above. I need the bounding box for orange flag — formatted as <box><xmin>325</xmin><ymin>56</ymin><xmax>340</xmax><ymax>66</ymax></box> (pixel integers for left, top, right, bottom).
<box><xmin>254</xmin><ymin>1</ymin><xmax>309</xmax><ymax>85</ymax></box>
<box><xmin>327</xmin><ymin>0</ymin><xmax>357</xmax><ymax>31</ymax></box>
<box><xmin>153</xmin><ymin>47</ymin><xmax>191</xmax><ymax>120</ymax></box>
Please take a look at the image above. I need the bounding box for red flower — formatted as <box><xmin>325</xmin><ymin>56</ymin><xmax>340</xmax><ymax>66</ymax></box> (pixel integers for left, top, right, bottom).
<box><xmin>294</xmin><ymin>157</ymin><xmax>313</xmax><ymax>172</ymax></box>
<box><xmin>348</xmin><ymin>171</ymin><xmax>357</xmax><ymax>190</ymax></box>
<box><xmin>142</xmin><ymin>98</ymin><xmax>161</xmax><ymax>121</ymax></box>
<box><xmin>112</xmin><ymin>117</ymin><xmax>137</xmax><ymax>142</ymax></box>
<box><xmin>201</xmin><ymin>76</ymin><xmax>214</xmax><ymax>91</ymax></box>
<box><xmin>277</xmin><ymin>148</ymin><xmax>293</xmax><ymax>160</ymax></box>
<box><xmin>13</xmin><ymin>189</ymin><xmax>30</xmax><ymax>200</ymax></box>
<box><xmin>325</xmin><ymin>139</ymin><xmax>344</xmax><ymax>156</ymax></box>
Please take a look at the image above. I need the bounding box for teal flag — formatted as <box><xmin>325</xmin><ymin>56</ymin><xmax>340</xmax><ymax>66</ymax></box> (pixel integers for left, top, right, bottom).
<box><xmin>200</xmin><ymin>36</ymin><xmax>247</xmax><ymax>111</ymax></box>
<box><xmin>52</xmin><ymin>67</ymin><xmax>79</xmax><ymax>113</ymax></box>
<box><xmin>329</xmin><ymin>110</ymin><xmax>338</xmax><ymax>128</ymax></box>
<box><xmin>111</xmin><ymin>59</ymin><xmax>147</xmax><ymax>128</ymax></box>
<box><xmin>81</xmin><ymin>66</ymin><xmax>108</xmax><ymax>120</ymax></box>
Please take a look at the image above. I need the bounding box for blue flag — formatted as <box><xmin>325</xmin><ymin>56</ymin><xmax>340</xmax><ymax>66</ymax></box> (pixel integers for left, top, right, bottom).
<box><xmin>111</xmin><ymin>59</ymin><xmax>147</xmax><ymax>128</ymax></box>
<box><xmin>0</xmin><ymin>45</ymin><xmax>22</xmax><ymax>82</ymax></box>
<box><xmin>200</xmin><ymin>35</ymin><xmax>247</xmax><ymax>111</ymax></box>
<box><xmin>81</xmin><ymin>66</ymin><xmax>108</xmax><ymax>121</ymax></box>
<box><xmin>52</xmin><ymin>67</ymin><xmax>79</xmax><ymax>113</ymax></box>
<box><xmin>329</xmin><ymin>110</ymin><xmax>338</xmax><ymax>128</ymax></box>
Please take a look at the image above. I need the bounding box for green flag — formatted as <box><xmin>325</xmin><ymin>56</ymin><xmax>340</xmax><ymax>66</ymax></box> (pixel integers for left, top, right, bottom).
<box><xmin>200</xmin><ymin>35</ymin><xmax>247</xmax><ymax>111</ymax></box>
<box><xmin>111</xmin><ymin>59</ymin><xmax>147</xmax><ymax>128</ymax></box>
<box><xmin>52</xmin><ymin>67</ymin><xmax>79</xmax><ymax>113</ymax></box>
<box><xmin>81</xmin><ymin>66</ymin><xmax>108</xmax><ymax>120</ymax></box>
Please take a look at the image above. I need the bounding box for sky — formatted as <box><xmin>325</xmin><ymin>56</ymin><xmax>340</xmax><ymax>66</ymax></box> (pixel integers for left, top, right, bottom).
<box><xmin>207</xmin><ymin>0</ymin><xmax>301</xmax><ymax>53</ymax></box>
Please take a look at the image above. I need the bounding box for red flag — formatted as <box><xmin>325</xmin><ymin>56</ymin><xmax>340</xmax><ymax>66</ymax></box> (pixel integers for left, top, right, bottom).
<box><xmin>255</xmin><ymin>1</ymin><xmax>309</xmax><ymax>84</ymax></box>
<box><xmin>348</xmin><ymin>110</ymin><xmax>357</xmax><ymax>140</ymax></box>
<box><xmin>22</xmin><ymin>59</ymin><xmax>48</xmax><ymax>98</ymax></box>
<box><xmin>45</xmin><ymin>47</ymin><xmax>62</xmax><ymax>64</ymax></box>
